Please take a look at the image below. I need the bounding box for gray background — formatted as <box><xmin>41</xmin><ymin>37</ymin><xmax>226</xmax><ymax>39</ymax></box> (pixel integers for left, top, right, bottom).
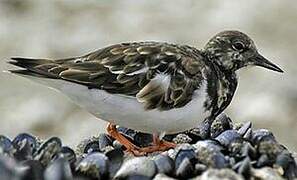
<box><xmin>0</xmin><ymin>0</ymin><xmax>296</xmax><ymax>151</ymax></box>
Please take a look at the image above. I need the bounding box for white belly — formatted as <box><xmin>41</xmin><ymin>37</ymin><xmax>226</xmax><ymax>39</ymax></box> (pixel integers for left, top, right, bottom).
<box><xmin>25</xmin><ymin>76</ymin><xmax>210</xmax><ymax>134</ymax></box>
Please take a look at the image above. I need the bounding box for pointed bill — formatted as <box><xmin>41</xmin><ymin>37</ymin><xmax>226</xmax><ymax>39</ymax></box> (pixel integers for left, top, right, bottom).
<box><xmin>251</xmin><ymin>54</ymin><xmax>283</xmax><ymax>73</ymax></box>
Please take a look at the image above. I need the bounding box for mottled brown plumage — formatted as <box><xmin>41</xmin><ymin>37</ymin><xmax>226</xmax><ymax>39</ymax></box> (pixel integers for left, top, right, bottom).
<box><xmin>10</xmin><ymin>42</ymin><xmax>206</xmax><ymax>111</ymax></box>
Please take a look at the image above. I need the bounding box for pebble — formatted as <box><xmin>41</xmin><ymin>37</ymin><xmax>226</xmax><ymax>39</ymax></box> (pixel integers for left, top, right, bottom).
<box><xmin>114</xmin><ymin>157</ymin><xmax>157</xmax><ymax>179</ymax></box>
<box><xmin>0</xmin><ymin>114</ymin><xmax>296</xmax><ymax>179</ymax></box>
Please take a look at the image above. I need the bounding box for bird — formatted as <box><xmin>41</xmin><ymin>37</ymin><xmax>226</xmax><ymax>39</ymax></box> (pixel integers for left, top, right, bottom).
<box><xmin>7</xmin><ymin>30</ymin><xmax>283</xmax><ymax>155</ymax></box>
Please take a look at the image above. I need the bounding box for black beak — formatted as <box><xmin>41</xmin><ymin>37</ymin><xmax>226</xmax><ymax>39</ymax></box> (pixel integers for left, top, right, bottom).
<box><xmin>251</xmin><ymin>54</ymin><xmax>284</xmax><ymax>73</ymax></box>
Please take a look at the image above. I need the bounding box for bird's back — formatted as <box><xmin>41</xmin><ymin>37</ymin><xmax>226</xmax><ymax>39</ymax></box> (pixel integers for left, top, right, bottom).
<box><xmin>9</xmin><ymin>41</ymin><xmax>209</xmax><ymax>111</ymax></box>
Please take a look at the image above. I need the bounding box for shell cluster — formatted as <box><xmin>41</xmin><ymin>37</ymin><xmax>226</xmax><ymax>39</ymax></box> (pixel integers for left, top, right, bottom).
<box><xmin>0</xmin><ymin>113</ymin><xmax>296</xmax><ymax>180</ymax></box>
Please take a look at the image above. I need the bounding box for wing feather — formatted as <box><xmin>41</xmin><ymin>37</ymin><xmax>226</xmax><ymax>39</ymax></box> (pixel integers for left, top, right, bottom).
<box><xmin>9</xmin><ymin>42</ymin><xmax>206</xmax><ymax>110</ymax></box>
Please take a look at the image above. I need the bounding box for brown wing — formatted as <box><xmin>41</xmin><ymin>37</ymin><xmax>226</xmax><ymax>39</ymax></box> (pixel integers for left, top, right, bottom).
<box><xmin>9</xmin><ymin>42</ymin><xmax>206</xmax><ymax>110</ymax></box>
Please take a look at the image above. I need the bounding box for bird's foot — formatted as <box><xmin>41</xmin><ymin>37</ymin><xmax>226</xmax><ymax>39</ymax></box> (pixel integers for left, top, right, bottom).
<box><xmin>106</xmin><ymin>123</ymin><xmax>176</xmax><ymax>156</ymax></box>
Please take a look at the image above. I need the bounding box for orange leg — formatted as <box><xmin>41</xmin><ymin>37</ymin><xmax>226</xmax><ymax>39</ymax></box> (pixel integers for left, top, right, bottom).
<box><xmin>106</xmin><ymin>123</ymin><xmax>176</xmax><ymax>156</ymax></box>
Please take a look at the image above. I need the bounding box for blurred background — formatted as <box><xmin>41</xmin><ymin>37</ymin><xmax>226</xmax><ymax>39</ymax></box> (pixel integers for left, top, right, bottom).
<box><xmin>0</xmin><ymin>0</ymin><xmax>296</xmax><ymax>151</ymax></box>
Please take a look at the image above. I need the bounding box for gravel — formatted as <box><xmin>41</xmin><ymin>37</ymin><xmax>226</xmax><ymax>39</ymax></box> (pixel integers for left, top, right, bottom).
<box><xmin>0</xmin><ymin>113</ymin><xmax>296</xmax><ymax>179</ymax></box>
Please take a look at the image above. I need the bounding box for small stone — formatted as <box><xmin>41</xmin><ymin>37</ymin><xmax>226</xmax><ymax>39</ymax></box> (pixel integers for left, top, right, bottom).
<box><xmin>115</xmin><ymin>157</ymin><xmax>157</xmax><ymax>179</ymax></box>
<box><xmin>175</xmin><ymin>149</ymin><xmax>197</xmax><ymax>169</ymax></box>
<box><xmin>98</xmin><ymin>133</ymin><xmax>113</xmax><ymax>152</ymax></box>
<box><xmin>0</xmin><ymin>156</ymin><xmax>22</xmax><ymax>180</ymax></box>
<box><xmin>133</xmin><ymin>132</ymin><xmax>153</xmax><ymax>147</ymax></box>
<box><xmin>153</xmin><ymin>173</ymin><xmax>177</xmax><ymax>180</ymax></box>
<box><xmin>113</xmin><ymin>140</ymin><xmax>124</xmax><ymax>150</ymax></box>
<box><xmin>106</xmin><ymin>148</ymin><xmax>124</xmax><ymax>179</ymax></box>
<box><xmin>256</xmin><ymin>154</ymin><xmax>273</xmax><ymax>168</ymax></box>
<box><xmin>13</xmin><ymin>133</ymin><xmax>37</xmax><ymax>161</ymax></box>
<box><xmin>198</xmin><ymin>168</ymin><xmax>244</xmax><ymax>180</ymax></box>
<box><xmin>21</xmin><ymin>160</ymin><xmax>43</xmax><ymax>180</ymax></box>
<box><xmin>251</xmin><ymin>167</ymin><xmax>283</xmax><ymax>180</ymax></box>
<box><xmin>153</xmin><ymin>154</ymin><xmax>174</xmax><ymax>175</ymax></box>
<box><xmin>234</xmin><ymin>157</ymin><xmax>251</xmax><ymax>178</ymax></box>
<box><xmin>76</xmin><ymin>152</ymin><xmax>108</xmax><ymax>179</ymax></box>
<box><xmin>175</xmin><ymin>158</ymin><xmax>194</xmax><ymax>178</ymax></box>
<box><xmin>84</xmin><ymin>140</ymin><xmax>100</xmax><ymax>154</ymax></box>
<box><xmin>0</xmin><ymin>135</ymin><xmax>13</xmax><ymax>155</ymax></box>
<box><xmin>194</xmin><ymin>163</ymin><xmax>207</xmax><ymax>175</ymax></box>
<box><xmin>44</xmin><ymin>156</ymin><xmax>73</xmax><ymax>180</ymax></box>
<box><xmin>251</xmin><ymin>129</ymin><xmax>275</xmax><ymax>144</ymax></box>
<box><xmin>61</xmin><ymin>146</ymin><xmax>76</xmax><ymax>166</ymax></box>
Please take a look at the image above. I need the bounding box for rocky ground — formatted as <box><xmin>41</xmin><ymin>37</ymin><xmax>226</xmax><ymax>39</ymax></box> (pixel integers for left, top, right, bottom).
<box><xmin>0</xmin><ymin>114</ymin><xmax>296</xmax><ymax>180</ymax></box>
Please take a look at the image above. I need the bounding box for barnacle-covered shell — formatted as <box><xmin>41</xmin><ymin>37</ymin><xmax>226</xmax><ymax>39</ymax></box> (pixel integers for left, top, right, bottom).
<box><xmin>76</xmin><ymin>152</ymin><xmax>109</xmax><ymax>179</ymax></box>
<box><xmin>34</xmin><ymin>137</ymin><xmax>62</xmax><ymax>167</ymax></box>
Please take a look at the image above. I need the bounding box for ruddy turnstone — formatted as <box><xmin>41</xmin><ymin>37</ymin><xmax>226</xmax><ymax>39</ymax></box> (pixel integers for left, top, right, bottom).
<box><xmin>8</xmin><ymin>30</ymin><xmax>283</xmax><ymax>155</ymax></box>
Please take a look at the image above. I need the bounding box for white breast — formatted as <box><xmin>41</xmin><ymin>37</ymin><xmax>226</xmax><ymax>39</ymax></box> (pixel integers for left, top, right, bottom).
<box><xmin>23</xmin><ymin>75</ymin><xmax>210</xmax><ymax>134</ymax></box>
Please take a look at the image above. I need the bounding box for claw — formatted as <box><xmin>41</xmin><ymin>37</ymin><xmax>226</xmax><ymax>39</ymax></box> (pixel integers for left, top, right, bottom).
<box><xmin>106</xmin><ymin>123</ymin><xmax>176</xmax><ymax>156</ymax></box>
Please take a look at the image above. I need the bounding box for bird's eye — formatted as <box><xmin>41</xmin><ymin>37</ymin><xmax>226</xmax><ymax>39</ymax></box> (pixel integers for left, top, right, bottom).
<box><xmin>232</xmin><ymin>41</ymin><xmax>245</xmax><ymax>51</ymax></box>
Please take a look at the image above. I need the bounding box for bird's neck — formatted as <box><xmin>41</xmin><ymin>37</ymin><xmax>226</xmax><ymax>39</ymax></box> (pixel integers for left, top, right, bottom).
<box><xmin>203</xmin><ymin>51</ymin><xmax>238</xmax><ymax>118</ymax></box>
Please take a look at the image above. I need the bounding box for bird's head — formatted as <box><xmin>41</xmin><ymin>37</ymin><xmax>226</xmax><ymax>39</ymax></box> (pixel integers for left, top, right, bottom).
<box><xmin>203</xmin><ymin>30</ymin><xmax>283</xmax><ymax>73</ymax></box>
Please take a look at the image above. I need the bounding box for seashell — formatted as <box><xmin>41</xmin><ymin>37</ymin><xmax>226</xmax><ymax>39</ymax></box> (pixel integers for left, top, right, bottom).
<box><xmin>256</xmin><ymin>154</ymin><xmax>273</xmax><ymax>168</ymax></box>
<box><xmin>153</xmin><ymin>173</ymin><xmax>177</xmax><ymax>180</ymax></box>
<box><xmin>83</xmin><ymin>139</ymin><xmax>100</xmax><ymax>154</ymax></box>
<box><xmin>0</xmin><ymin>156</ymin><xmax>22</xmax><ymax>180</ymax></box>
<box><xmin>0</xmin><ymin>135</ymin><xmax>13</xmax><ymax>155</ymax></box>
<box><xmin>195</xmin><ymin>144</ymin><xmax>228</xmax><ymax>169</ymax></box>
<box><xmin>167</xmin><ymin>143</ymin><xmax>195</xmax><ymax>160</ymax></box>
<box><xmin>243</xmin><ymin>128</ymin><xmax>252</xmax><ymax>140</ymax></box>
<box><xmin>175</xmin><ymin>149</ymin><xmax>197</xmax><ymax>169</ymax></box>
<box><xmin>215</xmin><ymin>129</ymin><xmax>241</xmax><ymax>147</ymax></box>
<box><xmin>133</xmin><ymin>132</ymin><xmax>153</xmax><ymax>147</ymax></box>
<box><xmin>257</xmin><ymin>139</ymin><xmax>284</xmax><ymax>158</ymax></box>
<box><xmin>251</xmin><ymin>167</ymin><xmax>283</xmax><ymax>180</ymax></box>
<box><xmin>112</xmin><ymin>140</ymin><xmax>124</xmax><ymax>150</ymax></box>
<box><xmin>274</xmin><ymin>151</ymin><xmax>297</xmax><ymax>179</ymax></box>
<box><xmin>61</xmin><ymin>146</ymin><xmax>76</xmax><ymax>167</ymax></box>
<box><xmin>21</xmin><ymin>160</ymin><xmax>43</xmax><ymax>180</ymax></box>
<box><xmin>117</xmin><ymin>127</ymin><xmax>137</xmax><ymax>142</ymax></box>
<box><xmin>44</xmin><ymin>156</ymin><xmax>73</xmax><ymax>180</ymax></box>
<box><xmin>240</xmin><ymin>141</ymin><xmax>257</xmax><ymax>159</ymax></box>
<box><xmin>237</xmin><ymin>121</ymin><xmax>252</xmax><ymax>137</ymax></box>
<box><xmin>98</xmin><ymin>133</ymin><xmax>113</xmax><ymax>152</ymax></box>
<box><xmin>251</xmin><ymin>129</ymin><xmax>275</xmax><ymax>144</ymax></box>
<box><xmin>175</xmin><ymin>157</ymin><xmax>194</xmax><ymax>178</ymax></box>
<box><xmin>34</xmin><ymin>137</ymin><xmax>62</xmax><ymax>167</ymax></box>
<box><xmin>162</xmin><ymin>134</ymin><xmax>176</xmax><ymax>142</ymax></box>
<box><xmin>199</xmin><ymin>169</ymin><xmax>244</xmax><ymax>180</ymax></box>
<box><xmin>153</xmin><ymin>154</ymin><xmax>174</xmax><ymax>175</ymax></box>
<box><xmin>210</xmin><ymin>113</ymin><xmax>233</xmax><ymax>138</ymax></box>
<box><xmin>106</xmin><ymin>148</ymin><xmax>124</xmax><ymax>179</ymax></box>
<box><xmin>76</xmin><ymin>152</ymin><xmax>108</xmax><ymax>179</ymax></box>
<box><xmin>12</xmin><ymin>133</ymin><xmax>38</xmax><ymax>161</ymax></box>
<box><xmin>114</xmin><ymin>157</ymin><xmax>156</xmax><ymax>179</ymax></box>
<box><xmin>124</xmin><ymin>174</ymin><xmax>153</xmax><ymax>180</ymax></box>
<box><xmin>194</xmin><ymin>140</ymin><xmax>229</xmax><ymax>168</ymax></box>
<box><xmin>233</xmin><ymin>157</ymin><xmax>251</xmax><ymax>178</ymax></box>
<box><xmin>194</xmin><ymin>163</ymin><xmax>207</xmax><ymax>175</ymax></box>
<box><xmin>193</xmin><ymin>140</ymin><xmax>223</xmax><ymax>153</ymax></box>
<box><xmin>187</xmin><ymin>120</ymin><xmax>211</xmax><ymax>141</ymax></box>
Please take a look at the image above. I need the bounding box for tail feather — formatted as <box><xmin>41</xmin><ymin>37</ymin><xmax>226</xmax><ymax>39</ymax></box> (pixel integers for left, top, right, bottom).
<box><xmin>8</xmin><ymin>57</ymin><xmax>58</xmax><ymax>78</ymax></box>
<box><xmin>8</xmin><ymin>69</ymin><xmax>52</xmax><ymax>78</ymax></box>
